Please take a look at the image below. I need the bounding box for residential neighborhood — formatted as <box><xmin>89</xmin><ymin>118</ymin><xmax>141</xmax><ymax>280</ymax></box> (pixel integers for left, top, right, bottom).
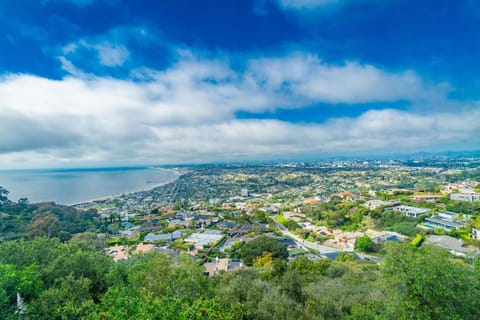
<box><xmin>70</xmin><ymin>157</ymin><xmax>480</xmax><ymax>272</ymax></box>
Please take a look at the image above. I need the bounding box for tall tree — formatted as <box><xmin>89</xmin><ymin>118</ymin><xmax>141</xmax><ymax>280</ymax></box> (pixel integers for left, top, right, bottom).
<box><xmin>381</xmin><ymin>243</ymin><xmax>480</xmax><ymax>319</ymax></box>
<box><xmin>28</xmin><ymin>213</ymin><xmax>60</xmax><ymax>239</ymax></box>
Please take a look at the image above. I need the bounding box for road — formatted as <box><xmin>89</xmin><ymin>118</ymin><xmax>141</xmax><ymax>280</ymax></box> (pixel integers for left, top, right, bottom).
<box><xmin>273</xmin><ymin>219</ymin><xmax>383</xmax><ymax>263</ymax></box>
<box><xmin>273</xmin><ymin>219</ymin><xmax>338</xmax><ymax>254</ymax></box>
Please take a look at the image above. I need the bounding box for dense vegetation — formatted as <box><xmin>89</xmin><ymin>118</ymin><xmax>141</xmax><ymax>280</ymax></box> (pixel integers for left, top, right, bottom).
<box><xmin>0</xmin><ymin>235</ymin><xmax>479</xmax><ymax>319</ymax></box>
<box><xmin>0</xmin><ymin>187</ymin><xmax>103</xmax><ymax>241</ymax></box>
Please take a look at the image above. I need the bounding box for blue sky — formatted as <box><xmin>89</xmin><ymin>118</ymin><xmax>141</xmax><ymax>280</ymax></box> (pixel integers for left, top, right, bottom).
<box><xmin>0</xmin><ymin>0</ymin><xmax>479</xmax><ymax>168</ymax></box>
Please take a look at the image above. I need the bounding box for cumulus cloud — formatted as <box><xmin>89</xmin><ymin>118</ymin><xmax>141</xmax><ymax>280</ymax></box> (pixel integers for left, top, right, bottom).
<box><xmin>245</xmin><ymin>53</ymin><xmax>443</xmax><ymax>104</ymax></box>
<box><xmin>0</xmin><ymin>52</ymin><xmax>477</xmax><ymax>168</ymax></box>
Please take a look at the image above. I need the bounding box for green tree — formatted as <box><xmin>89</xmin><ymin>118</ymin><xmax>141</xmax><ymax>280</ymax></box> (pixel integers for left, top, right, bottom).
<box><xmin>238</xmin><ymin>236</ymin><xmax>288</xmax><ymax>266</ymax></box>
<box><xmin>29</xmin><ymin>275</ymin><xmax>95</xmax><ymax>319</ymax></box>
<box><xmin>0</xmin><ymin>186</ymin><xmax>10</xmax><ymax>206</ymax></box>
<box><xmin>28</xmin><ymin>213</ymin><xmax>61</xmax><ymax>239</ymax></box>
<box><xmin>355</xmin><ymin>236</ymin><xmax>374</xmax><ymax>252</ymax></box>
<box><xmin>336</xmin><ymin>251</ymin><xmax>356</xmax><ymax>262</ymax></box>
<box><xmin>0</xmin><ymin>264</ymin><xmax>42</xmax><ymax>319</ymax></box>
<box><xmin>381</xmin><ymin>243</ymin><xmax>480</xmax><ymax>319</ymax></box>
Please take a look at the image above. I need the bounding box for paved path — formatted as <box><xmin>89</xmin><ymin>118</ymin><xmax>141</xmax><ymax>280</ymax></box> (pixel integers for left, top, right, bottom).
<box><xmin>273</xmin><ymin>219</ymin><xmax>383</xmax><ymax>262</ymax></box>
<box><xmin>273</xmin><ymin>219</ymin><xmax>338</xmax><ymax>254</ymax></box>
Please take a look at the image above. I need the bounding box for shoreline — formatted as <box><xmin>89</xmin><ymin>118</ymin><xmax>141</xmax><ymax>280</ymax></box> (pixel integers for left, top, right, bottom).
<box><xmin>69</xmin><ymin>168</ymin><xmax>182</xmax><ymax>207</ymax></box>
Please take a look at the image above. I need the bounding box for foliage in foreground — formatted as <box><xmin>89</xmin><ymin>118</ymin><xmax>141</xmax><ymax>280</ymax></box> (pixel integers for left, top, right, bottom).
<box><xmin>0</xmin><ymin>236</ymin><xmax>479</xmax><ymax>319</ymax></box>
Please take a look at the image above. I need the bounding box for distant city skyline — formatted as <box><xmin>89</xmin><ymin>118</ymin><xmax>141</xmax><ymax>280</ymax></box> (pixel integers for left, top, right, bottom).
<box><xmin>1</xmin><ymin>0</ymin><xmax>479</xmax><ymax>169</ymax></box>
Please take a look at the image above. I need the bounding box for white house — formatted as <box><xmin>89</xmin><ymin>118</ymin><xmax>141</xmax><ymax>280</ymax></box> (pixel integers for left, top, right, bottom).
<box><xmin>450</xmin><ymin>192</ymin><xmax>480</xmax><ymax>202</ymax></box>
<box><xmin>392</xmin><ymin>205</ymin><xmax>429</xmax><ymax>218</ymax></box>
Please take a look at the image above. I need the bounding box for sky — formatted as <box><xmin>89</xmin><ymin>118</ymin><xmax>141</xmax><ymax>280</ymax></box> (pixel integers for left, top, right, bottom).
<box><xmin>0</xmin><ymin>0</ymin><xmax>479</xmax><ymax>168</ymax></box>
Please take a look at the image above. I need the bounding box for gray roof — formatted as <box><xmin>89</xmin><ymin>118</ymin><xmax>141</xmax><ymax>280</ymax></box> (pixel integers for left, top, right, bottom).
<box><xmin>144</xmin><ymin>231</ymin><xmax>184</xmax><ymax>242</ymax></box>
<box><xmin>425</xmin><ymin>216</ymin><xmax>465</xmax><ymax>229</ymax></box>
<box><xmin>393</xmin><ymin>205</ymin><xmax>429</xmax><ymax>214</ymax></box>
<box><xmin>425</xmin><ymin>235</ymin><xmax>477</xmax><ymax>255</ymax></box>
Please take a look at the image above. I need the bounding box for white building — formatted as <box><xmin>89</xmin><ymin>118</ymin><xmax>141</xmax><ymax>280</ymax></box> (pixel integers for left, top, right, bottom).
<box><xmin>241</xmin><ymin>188</ymin><xmax>249</xmax><ymax>197</ymax></box>
<box><xmin>450</xmin><ymin>192</ymin><xmax>480</xmax><ymax>202</ymax></box>
<box><xmin>364</xmin><ymin>199</ymin><xmax>393</xmax><ymax>210</ymax></box>
<box><xmin>392</xmin><ymin>205</ymin><xmax>430</xmax><ymax>218</ymax></box>
<box><xmin>423</xmin><ymin>212</ymin><xmax>466</xmax><ymax>231</ymax></box>
<box><xmin>471</xmin><ymin>228</ymin><xmax>480</xmax><ymax>240</ymax></box>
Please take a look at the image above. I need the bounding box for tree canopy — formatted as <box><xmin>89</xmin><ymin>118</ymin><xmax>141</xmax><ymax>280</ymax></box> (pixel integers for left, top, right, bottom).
<box><xmin>238</xmin><ymin>236</ymin><xmax>289</xmax><ymax>266</ymax></box>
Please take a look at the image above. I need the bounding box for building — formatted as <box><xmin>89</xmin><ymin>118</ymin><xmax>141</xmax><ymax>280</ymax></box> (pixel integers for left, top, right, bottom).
<box><xmin>364</xmin><ymin>199</ymin><xmax>393</xmax><ymax>210</ymax></box>
<box><xmin>423</xmin><ymin>212</ymin><xmax>466</xmax><ymax>231</ymax></box>
<box><xmin>392</xmin><ymin>205</ymin><xmax>429</xmax><ymax>218</ymax></box>
<box><xmin>332</xmin><ymin>231</ymin><xmax>364</xmax><ymax>251</ymax></box>
<box><xmin>411</xmin><ymin>194</ymin><xmax>442</xmax><ymax>203</ymax></box>
<box><xmin>425</xmin><ymin>235</ymin><xmax>478</xmax><ymax>257</ymax></box>
<box><xmin>450</xmin><ymin>192</ymin><xmax>480</xmax><ymax>202</ymax></box>
<box><xmin>104</xmin><ymin>245</ymin><xmax>129</xmax><ymax>262</ymax></box>
<box><xmin>241</xmin><ymin>188</ymin><xmax>249</xmax><ymax>197</ymax></box>
<box><xmin>184</xmin><ymin>231</ymin><xmax>224</xmax><ymax>249</ymax></box>
<box><xmin>203</xmin><ymin>258</ymin><xmax>243</xmax><ymax>276</ymax></box>
<box><xmin>372</xmin><ymin>232</ymin><xmax>406</xmax><ymax>243</ymax></box>
<box><xmin>471</xmin><ymin>228</ymin><xmax>480</xmax><ymax>240</ymax></box>
<box><xmin>144</xmin><ymin>231</ymin><xmax>184</xmax><ymax>242</ymax></box>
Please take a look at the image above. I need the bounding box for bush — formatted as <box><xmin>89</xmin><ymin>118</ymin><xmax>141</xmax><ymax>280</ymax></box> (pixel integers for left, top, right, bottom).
<box><xmin>390</xmin><ymin>223</ymin><xmax>418</xmax><ymax>237</ymax></box>
<box><xmin>355</xmin><ymin>236</ymin><xmax>374</xmax><ymax>252</ymax></box>
<box><xmin>239</xmin><ymin>236</ymin><xmax>288</xmax><ymax>265</ymax></box>
<box><xmin>410</xmin><ymin>234</ymin><xmax>423</xmax><ymax>247</ymax></box>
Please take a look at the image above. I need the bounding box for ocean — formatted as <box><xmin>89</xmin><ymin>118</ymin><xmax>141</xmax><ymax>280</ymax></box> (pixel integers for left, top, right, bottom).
<box><xmin>0</xmin><ymin>167</ymin><xmax>178</xmax><ymax>205</ymax></box>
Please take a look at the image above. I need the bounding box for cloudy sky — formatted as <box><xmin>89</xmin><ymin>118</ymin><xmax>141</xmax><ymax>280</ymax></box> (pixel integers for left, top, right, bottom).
<box><xmin>1</xmin><ymin>0</ymin><xmax>479</xmax><ymax>168</ymax></box>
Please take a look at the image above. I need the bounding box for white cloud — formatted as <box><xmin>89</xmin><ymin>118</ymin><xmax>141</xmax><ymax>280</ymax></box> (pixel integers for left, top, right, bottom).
<box><xmin>43</xmin><ymin>0</ymin><xmax>96</xmax><ymax>8</ymax></box>
<box><xmin>245</xmin><ymin>53</ymin><xmax>443</xmax><ymax>104</ymax></box>
<box><xmin>276</xmin><ymin>0</ymin><xmax>342</xmax><ymax>9</ymax></box>
<box><xmin>94</xmin><ymin>42</ymin><xmax>130</xmax><ymax>67</ymax></box>
<box><xmin>268</xmin><ymin>0</ymin><xmax>387</xmax><ymax>14</ymax></box>
<box><xmin>62</xmin><ymin>39</ymin><xmax>130</xmax><ymax>68</ymax></box>
<box><xmin>58</xmin><ymin>26</ymin><xmax>155</xmax><ymax>71</ymax></box>
<box><xmin>0</xmin><ymin>52</ymin><xmax>476</xmax><ymax>168</ymax></box>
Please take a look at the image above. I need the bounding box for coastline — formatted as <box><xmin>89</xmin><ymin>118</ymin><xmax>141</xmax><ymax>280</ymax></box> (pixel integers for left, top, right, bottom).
<box><xmin>69</xmin><ymin>168</ymin><xmax>182</xmax><ymax>207</ymax></box>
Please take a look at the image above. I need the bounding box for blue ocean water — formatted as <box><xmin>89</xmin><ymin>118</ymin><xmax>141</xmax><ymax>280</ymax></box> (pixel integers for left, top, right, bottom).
<box><xmin>0</xmin><ymin>167</ymin><xmax>177</xmax><ymax>205</ymax></box>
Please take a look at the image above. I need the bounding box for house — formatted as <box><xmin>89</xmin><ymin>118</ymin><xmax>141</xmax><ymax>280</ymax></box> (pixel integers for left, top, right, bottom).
<box><xmin>217</xmin><ymin>221</ymin><xmax>239</xmax><ymax>230</ymax></box>
<box><xmin>365</xmin><ymin>229</ymin><xmax>407</xmax><ymax>243</ymax></box>
<box><xmin>104</xmin><ymin>245</ymin><xmax>129</xmax><ymax>262</ymax></box>
<box><xmin>133</xmin><ymin>243</ymin><xmax>155</xmax><ymax>254</ymax></box>
<box><xmin>144</xmin><ymin>231</ymin><xmax>184</xmax><ymax>242</ymax></box>
<box><xmin>184</xmin><ymin>231</ymin><xmax>224</xmax><ymax>249</ymax></box>
<box><xmin>425</xmin><ymin>235</ymin><xmax>478</xmax><ymax>257</ymax></box>
<box><xmin>391</xmin><ymin>205</ymin><xmax>429</xmax><ymax>218</ymax></box>
<box><xmin>241</xmin><ymin>188</ymin><xmax>249</xmax><ymax>197</ymax></box>
<box><xmin>119</xmin><ymin>228</ymin><xmax>140</xmax><ymax>239</ymax></box>
<box><xmin>168</xmin><ymin>219</ymin><xmax>191</xmax><ymax>228</ymax></box>
<box><xmin>316</xmin><ymin>195</ymin><xmax>331</xmax><ymax>202</ymax></box>
<box><xmin>314</xmin><ymin>226</ymin><xmax>334</xmax><ymax>237</ymax></box>
<box><xmin>274</xmin><ymin>236</ymin><xmax>297</xmax><ymax>248</ymax></box>
<box><xmin>299</xmin><ymin>222</ymin><xmax>315</xmax><ymax>230</ymax></box>
<box><xmin>450</xmin><ymin>192</ymin><xmax>480</xmax><ymax>202</ymax></box>
<box><xmin>259</xmin><ymin>206</ymin><xmax>279</xmax><ymax>214</ymax></box>
<box><xmin>411</xmin><ymin>194</ymin><xmax>441</xmax><ymax>203</ymax></box>
<box><xmin>471</xmin><ymin>228</ymin><xmax>480</xmax><ymax>240</ymax></box>
<box><xmin>423</xmin><ymin>212</ymin><xmax>466</xmax><ymax>231</ymax></box>
<box><xmin>338</xmin><ymin>192</ymin><xmax>362</xmax><ymax>201</ymax></box>
<box><xmin>364</xmin><ymin>199</ymin><xmax>393</xmax><ymax>210</ymax></box>
<box><xmin>121</xmin><ymin>221</ymin><xmax>135</xmax><ymax>230</ymax></box>
<box><xmin>332</xmin><ymin>231</ymin><xmax>364</xmax><ymax>250</ymax></box>
<box><xmin>203</xmin><ymin>258</ymin><xmax>243</xmax><ymax>276</ymax></box>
